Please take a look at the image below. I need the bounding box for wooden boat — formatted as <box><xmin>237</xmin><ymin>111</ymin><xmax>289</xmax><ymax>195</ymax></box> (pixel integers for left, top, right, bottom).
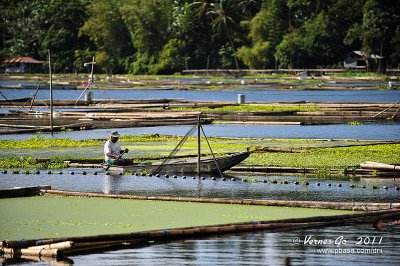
<box><xmin>103</xmin><ymin>151</ymin><xmax>250</xmax><ymax>175</ymax></box>
<box><xmin>104</xmin><ymin>114</ymin><xmax>250</xmax><ymax>175</ymax></box>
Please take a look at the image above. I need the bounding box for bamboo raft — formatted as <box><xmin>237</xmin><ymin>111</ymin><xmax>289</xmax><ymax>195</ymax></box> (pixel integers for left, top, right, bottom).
<box><xmin>43</xmin><ymin>189</ymin><xmax>400</xmax><ymax>211</ymax></box>
<box><xmin>1</xmin><ymin>188</ymin><xmax>400</xmax><ymax>260</ymax></box>
<box><xmin>229</xmin><ymin>165</ymin><xmax>400</xmax><ymax>178</ymax></box>
<box><xmin>360</xmin><ymin>162</ymin><xmax>400</xmax><ymax>172</ymax></box>
<box><xmin>0</xmin><ymin>185</ymin><xmax>51</xmax><ymax>198</ymax></box>
<box><xmin>1</xmin><ymin>100</ymin><xmax>399</xmax><ymax>132</ymax></box>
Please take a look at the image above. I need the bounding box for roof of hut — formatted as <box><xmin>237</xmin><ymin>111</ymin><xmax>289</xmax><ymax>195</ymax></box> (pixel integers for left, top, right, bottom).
<box><xmin>3</xmin><ymin>56</ymin><xmax>43</xmax><ymax>64</ymax></box>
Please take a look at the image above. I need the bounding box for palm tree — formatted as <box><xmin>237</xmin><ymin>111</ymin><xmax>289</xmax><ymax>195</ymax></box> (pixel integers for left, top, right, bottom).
<box><xmin>207</xmin><ymin>0</ymin><xmax>241</xmax><ymax>70</ymax></box>
<box><xmin>189</xmin><ymin>1</ymin><xmax>216</xmax><ymax>69</ymax></box>
<box><xmin>190</xmin><ymin>0</ymin><xmax>214</xmax><ymax>19</ymax></box>
<box><xmin>238</xmin><ymin>0</ymin><xmax>261</xmax><ymax>17</ymax></box>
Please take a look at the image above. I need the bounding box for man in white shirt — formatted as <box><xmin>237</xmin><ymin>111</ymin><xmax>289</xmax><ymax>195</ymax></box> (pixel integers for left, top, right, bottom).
<box><xmin>104</xmin><ymin>131</ymin><xmax>129</xmax><ymax>165</ymax></box>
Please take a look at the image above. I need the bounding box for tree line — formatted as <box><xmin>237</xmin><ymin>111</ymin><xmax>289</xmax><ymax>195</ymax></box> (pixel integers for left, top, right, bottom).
<box><xmin>1</xmin><ymin>0</ymin><xmax>399</xmax><ymax>74</ymax></box>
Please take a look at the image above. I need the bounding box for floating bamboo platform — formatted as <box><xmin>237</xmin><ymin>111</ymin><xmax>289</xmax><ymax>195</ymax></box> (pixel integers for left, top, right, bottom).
<box><xmin>42</xmin><ymin>189</ymin><xmax>400</xmax><ymax>211</ymax></box>
<box><xmin>229</xmin><ymin>166</ymin><xmax>400</xmax><ymax>178</ymax></box>
<box><xmin>1</xmin><ymin>99</ymin><xmax>399</xmax><ymax>134</ymax></box>
<box><xmin>360</xmin><ymin>162</ymin><xmax>400</xmax><ymax>172</ymax></box>
<box><xmin>1</xmin><ymin>187</ymin><xmax>399</xmax><ymax>260</ymax></box>
<box><xmin>0</xmin><ymin>185</ymin><xmax>51</xmax><ymax>198</ymax></box>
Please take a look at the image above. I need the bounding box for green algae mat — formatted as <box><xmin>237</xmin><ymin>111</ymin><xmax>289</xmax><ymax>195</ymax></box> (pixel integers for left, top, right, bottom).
<box><xmin>0</xmin><ymin>196</ymin><xmax>355</xmax><ymax>240</ymax></box>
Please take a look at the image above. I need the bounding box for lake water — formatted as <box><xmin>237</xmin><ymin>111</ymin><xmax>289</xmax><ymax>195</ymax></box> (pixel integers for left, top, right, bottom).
<box><xmin>1</xmin><ymin>171</ymin><xmax>399</xmax><ymax>265</ymax></box>
<box><xmin>2</xmin><ymin>87</ymin><xmax>400</xmax><ymax>103</ymax></box>
<box><xmin>0</xmin><ymin>171</ymin><xmax>399</xmax><ymax>203</ymax></box>
<box><xmin>68</xmin><ymin>224</ymin><xmax>400</xmax><ymax>266</ymax></box>
<box><xmin>1</xmin><ymin>123</ymin><xmax>399</xmax><ymax>141</ymax></box>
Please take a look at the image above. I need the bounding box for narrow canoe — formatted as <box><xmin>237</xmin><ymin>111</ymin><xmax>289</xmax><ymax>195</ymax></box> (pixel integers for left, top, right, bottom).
<box><xmin>103</xmin><ymin>151</ymin><xmax>250</xmax><ymax>175</ymax></box>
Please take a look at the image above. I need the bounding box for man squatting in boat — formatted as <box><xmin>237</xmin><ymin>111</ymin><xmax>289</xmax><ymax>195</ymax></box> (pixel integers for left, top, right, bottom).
<box><xmin>104</xmin><ymin>131</ymin><xmax>131</xmax><ymax>165</ymax></box>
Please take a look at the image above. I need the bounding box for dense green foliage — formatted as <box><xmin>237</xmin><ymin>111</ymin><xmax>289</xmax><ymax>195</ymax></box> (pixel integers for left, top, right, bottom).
<box><xmin>1</xmin><ymin>0</ymin><xmax>399</xmax><ymax>73</ymax></box>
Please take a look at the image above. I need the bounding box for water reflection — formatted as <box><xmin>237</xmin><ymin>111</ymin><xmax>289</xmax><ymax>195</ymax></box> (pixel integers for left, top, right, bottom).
<box><xmin>66</xmin><ymin>224</ymin><xmax>400</xmax><ymax>266</ymax></box>
<box><xmin>3</xmin><ymin>223</ymin><xmax>399</xmax><ymax>265</ymax></box>
<box><xmin>0</xmin><ymin>172</ymin><xmax>399</xmax><ymax>203</ymax></box>
<box><xmin>102</xmin><ymin>175</ymin><xmax>123</xmax><ymax>194</ymax></box>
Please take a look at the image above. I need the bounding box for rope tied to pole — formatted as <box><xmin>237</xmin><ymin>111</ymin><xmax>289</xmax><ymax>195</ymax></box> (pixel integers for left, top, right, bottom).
<box><xmin>152</xmin><ymin>125</ymin><xmax>197</xmax><ymax>175</ymax></box>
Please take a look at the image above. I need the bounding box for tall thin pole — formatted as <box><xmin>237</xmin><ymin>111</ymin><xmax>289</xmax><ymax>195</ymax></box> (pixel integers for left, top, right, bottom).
<box><xmin>0</xmin><ymin>91</ymin><xmax>9</xmax><ymax>101</ymax></box>
<box><xmin>48</xmin><ymin>50</ymin><xmax>54</xmax><ymax>136</ymax></box>
<box><xmin>197</xmin><ymin>113</ymin><xmax>201</xmax><ymax>177</ymax></box>
<box><xmin>90</xmin><ymin>56</ymin><xmax>95</xmax><ymax>84</ymax></box>
<box><xmin>200</xmin><ymin>124</ymin><xmax>224</xmax><ymax>178</ymax></box>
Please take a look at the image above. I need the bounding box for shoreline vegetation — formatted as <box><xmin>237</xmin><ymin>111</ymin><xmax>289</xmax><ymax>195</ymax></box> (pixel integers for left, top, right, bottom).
<box><xmin>1</xmin><ymin>134</ymin><xmax>399</xmax><ymax>178</ymax></box>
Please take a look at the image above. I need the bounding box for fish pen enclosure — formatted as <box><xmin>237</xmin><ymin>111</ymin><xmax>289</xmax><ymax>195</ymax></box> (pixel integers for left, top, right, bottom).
<box><xmin>1</xmin><ymin>186</ymin><xmax>399</xmax><ymax>263</ymax></box>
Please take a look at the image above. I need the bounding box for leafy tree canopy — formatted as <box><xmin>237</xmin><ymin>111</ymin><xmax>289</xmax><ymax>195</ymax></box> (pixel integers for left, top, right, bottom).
<box><xmin>1</xmin><ymin>0</ymin><xmax>399</xmax><ymax>73</ymax></box>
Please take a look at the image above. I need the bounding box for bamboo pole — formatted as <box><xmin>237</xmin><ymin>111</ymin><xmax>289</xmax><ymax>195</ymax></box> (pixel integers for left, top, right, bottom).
<box><xmin>15</xmin><ymin>83</ymin><xmax>41</xmax><ymax>112</ymax></box>
<box><xmin>41</xmin><ymin>189</ymin><xmax>400</xmax><ymax>211</ymax></box>
<box><xmin>0</xmin><ymin>185</ymin><xmax>51</xmax><ymax>199</ymax></box>
<box><xmin>3</xmin><ymin>209</ymin><xmax>399</xmax><ymax>250</ymax></box>
<box><xmin>372</xmin><ymin>100</ymin><xmax>400</xmax><ymax>117</ymax></box>
<box><xmin>1</xmin><ymin>247</ymin><xmax>62</xmax><ymax>258</ymax></box>
<box><xmin>391</xmin><ymin>105</ymin><xmax>400</xmax><ymax>119</ymax></box>
<box><xmin>48</xmin><ymin>50</ymin><xmax>54</xmax><ymax>136</ymax></box>
<box><xmin>197</xmin><ymin>113</ymin><xmax>201</xmax><ymax>177</ymax></box>
<box><xmin>254</xmin><ymin>147</ymin><xmax>307</xmax><ymax>153</ymax></box>
<box><xmin>0</xmin><ymin>91</ymin><xmax>8</xmax><ymax>101</ymax></box>
<box><xmin>360</xmin><ymin>162</ymin><xmax>400</xmax><ymax>171</ymax></box>
<box><xmin>27</xmin><ymin>241</ymin><xmax>73</xmax><ymax>250</ymax></box>
<box><xmin>200</xmin><ymin>123</ymin><xmax>224</xmax><ymax>178</ymax></box>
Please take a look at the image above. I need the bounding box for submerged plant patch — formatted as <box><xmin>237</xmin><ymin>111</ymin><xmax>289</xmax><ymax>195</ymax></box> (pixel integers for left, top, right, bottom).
<box><xmin>0</xmin><ymin>196</ymin><xmax>354</xmax><ymax>240</ymax></box>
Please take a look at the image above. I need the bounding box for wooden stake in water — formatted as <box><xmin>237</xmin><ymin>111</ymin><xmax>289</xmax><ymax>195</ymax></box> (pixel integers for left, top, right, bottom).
<box><xmin>48</xmin><ymin>50</ymin><xmax>54</xmax><ymax>136</ymax></box>
<box><xmin>197</xmin><ymin>114</ymin><xmax>201</xmax><ymax>177</ymax></box>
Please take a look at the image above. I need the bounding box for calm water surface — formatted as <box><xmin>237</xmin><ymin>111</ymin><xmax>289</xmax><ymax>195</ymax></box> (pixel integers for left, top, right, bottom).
<box><xmin>1</xmin><ymin>123</ymin><xmax>399</xmax><ymax>141</ymax></box>
<box><xmin>0</xmin><ymin>172</ymin><xmax>398</xmax><ymax>203</ymax></box>
<box><xmin>68</xmin><ymin>225</ymin><xmax>400</xmax><ymax>266</ymax></box>
<box><xmin>1</xmin><ymin>87</ymin><xmax>400</xmax><ymax>103</ymax></box>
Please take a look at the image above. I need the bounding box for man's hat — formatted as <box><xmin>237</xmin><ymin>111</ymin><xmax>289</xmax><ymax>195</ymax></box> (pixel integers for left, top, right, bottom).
<box><xmin>110</xmin><ymin>131</ymin><xmax>120</xmax><ymax>138</ymax></box>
